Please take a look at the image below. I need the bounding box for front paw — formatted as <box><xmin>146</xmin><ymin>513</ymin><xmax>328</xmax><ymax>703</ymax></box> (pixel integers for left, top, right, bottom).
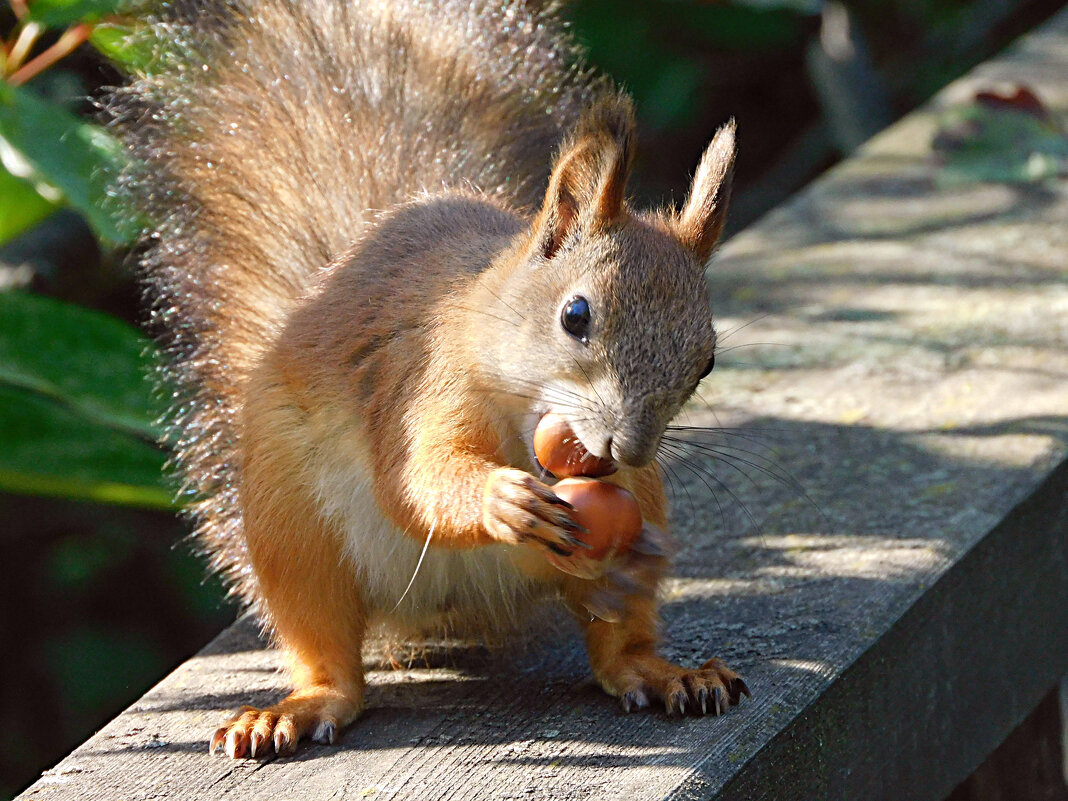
<box><xmin>209</xmin><ymin>687</ymin><xmax>363</xmax><ymax>758</ymax></box>
<box><xmin>482</xmin><ymin>467</ymin><xmax>587</xmax><ymax>555</ymax></box>
<box><xmin>575</xmin><ymin>523</ymin><xmax>672</xmax><ymax>618</ymax></box>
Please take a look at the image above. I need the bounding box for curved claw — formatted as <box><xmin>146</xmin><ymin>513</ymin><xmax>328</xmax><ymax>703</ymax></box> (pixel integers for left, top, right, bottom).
<box><xmin>599</xmin><ymin>655</ymin><xmax>751</xmax><ymax>720</ymax></box>
<box><xmin>621</xmin><ymin>689</ymin><xmax>649</xmax><ymax>713</ymax></box>
<box><xmin>209</xmin><ymin>728</ymin><xmax>225</xmax><ymax>755</ymax></box>
<box><xmin>248</xmin><ymin>730</ymin><xmax>266</xmax><ymax>758</ymax></box>
<box><xmin>273</xmin><ymin>727</ymin><xmax>294</xmax><ymax>755</ymax></box>
<box><xmin>312</xmin><ymin>720</ymin><xmax>337</xmax><ymax>745</ymax></box>
<box><xmin>484</xmin><ymin>467</ymin><xmax>593</xmax><ymax>557</ymax></box>
<box><xmin>225</xmin><ymin>729</ymin><xmax>246</xmax><ymax>759</ymax></box>
<box><xmin>674</xmin><ymin>693</ymin><xmax>687</xmax><ymax>716</ymax></box>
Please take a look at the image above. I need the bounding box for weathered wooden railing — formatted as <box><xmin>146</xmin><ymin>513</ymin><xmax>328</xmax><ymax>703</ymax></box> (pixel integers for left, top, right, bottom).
<box><xmin>17</xmin><ymin>9</ymin><xmax>1068</xmax><ymax>800</ymax></box>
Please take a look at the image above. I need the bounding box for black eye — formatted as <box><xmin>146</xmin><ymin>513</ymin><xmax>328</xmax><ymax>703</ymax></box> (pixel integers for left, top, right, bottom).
<box><xmin>560</xmin><ymin>295</ymin><xmax>591</xmax><ymax>342</ymax></box>
<box><xmin>699</xmin><ymin>352</ymin><xmax>715</xmax><ymax>378</ymax></box>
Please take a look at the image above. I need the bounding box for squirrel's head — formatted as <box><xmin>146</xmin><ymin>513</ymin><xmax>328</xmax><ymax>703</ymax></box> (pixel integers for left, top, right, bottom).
<box><xmin>489</xmin><ymin>94</ymin><xmax>736</xmax><ymax>468</ymax></box>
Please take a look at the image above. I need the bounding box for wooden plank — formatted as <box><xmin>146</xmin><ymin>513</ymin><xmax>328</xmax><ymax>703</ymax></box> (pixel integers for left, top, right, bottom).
<box><xmin>17</xmin><ymin>9</ymin><xmax>1068</xmax><ymax>801</ymax></box>
<box><xmin>944</xmin><ymin>685</ymin><xmax>1068</xmax><ymax>801</ymax></box>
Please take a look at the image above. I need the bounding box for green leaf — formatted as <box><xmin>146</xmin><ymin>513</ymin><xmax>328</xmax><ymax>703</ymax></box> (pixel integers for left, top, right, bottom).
<box><xmin>89</xmin><ymin>22</ymin><xmax>155</xmax><ymax>72</ymax></box>
<box><xmin>0</xmin><ymin>291</ymin><xmax>173</xmax><ymax>508</ymax></box>
<box><xmin>0</xmin><ymin>384</ymin><xmax>172</xmax><ymax>509</ymax></box>
<box><xmin>0</xmin><ymin>82</ymin><xmax>137</xmax><ymax>245</ymax></box>
<box><xmin>28</xmin><ymin>0</ymin><xmax>127</xmax><ymax>28</ymax></box>
<box><xmin>0</xmin><ymin>165</ymin><xmax>59</xmax><ymax>244</ymax></box>
<box><xmin>0</xmin><ymin>291</ymin><xmax>162</xmax><ymax>438</ymax></box>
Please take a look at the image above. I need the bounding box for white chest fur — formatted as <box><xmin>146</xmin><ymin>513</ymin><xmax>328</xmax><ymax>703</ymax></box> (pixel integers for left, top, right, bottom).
<box><xmin>310</xmin><ymin>435</ymin><xmax>540</xmax><ymax>630</ymax></box>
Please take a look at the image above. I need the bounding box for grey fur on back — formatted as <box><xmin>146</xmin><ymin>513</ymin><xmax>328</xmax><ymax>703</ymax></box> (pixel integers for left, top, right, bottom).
<box><xmin>109</xmin><ymin>0</ymin><xmax>599</xmax><ymax>601</ymax></box>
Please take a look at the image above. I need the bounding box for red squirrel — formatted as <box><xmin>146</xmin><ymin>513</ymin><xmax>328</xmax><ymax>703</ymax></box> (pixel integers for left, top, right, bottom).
<box><xmin>111</xmin><ymin>0</ymin><xmax>749</xmax><ymax>758</ymax></box>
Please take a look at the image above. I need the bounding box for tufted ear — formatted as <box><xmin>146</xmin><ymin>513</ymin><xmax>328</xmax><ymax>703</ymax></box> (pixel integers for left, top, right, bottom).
<box><xmin>676</xmin><ymin>119</ymin><xmax>736</xmax><ymax>264</ymax></box>
<box><xmin>535</xmin><ymin>93</ymin><xmax>635</xmax><ymax>259</ymax></box>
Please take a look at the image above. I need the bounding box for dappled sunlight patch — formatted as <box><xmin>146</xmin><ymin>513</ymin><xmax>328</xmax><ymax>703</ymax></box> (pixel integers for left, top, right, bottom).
<box><xmin>767</xmin><ymin>657</ymin><xmax>835</xmax><ymax>677</ymax></box>
<box><xmin>738</xmin><ymin>533</ymin><xmax>948</xmax><ymax>582</ymax></box>
<box><xmin>908</xmin><ymin>430</ymin><xmax>1065</xmax><ymax>469</ymax></box>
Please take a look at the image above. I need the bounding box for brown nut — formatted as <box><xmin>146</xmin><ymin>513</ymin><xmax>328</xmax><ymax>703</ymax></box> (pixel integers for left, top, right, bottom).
<box><xmin>550</xmin><ymin>477</ymin><xmax>642</xmax><ymax>565</ymax></box>
<box><xmin>533</xmin><ymin>412</ymin><xmax>616</xmax><ymax>478</ymax></box>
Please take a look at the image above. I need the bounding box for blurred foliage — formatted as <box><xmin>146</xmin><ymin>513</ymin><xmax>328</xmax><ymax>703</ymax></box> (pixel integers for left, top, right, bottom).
<box><xmin>0</xmin><ymin>492</ymin><xmax>233</xmax><ymax>801</ymax></box>
<box><xmin>0</xmin><ymin>0</ymin><xmax>143</xmax><ymax>247</ymax></box>
<box><xmin>569</xmin><ymin>0</ymin><xmax>810</xmax><ymax>132</ymax></box>
<box><xmin>87</xmin><ymin>20</ymin><xmax>151</xmax><ymax>68</ymax></box>
<box><xmin>27</xmin><ymin>0</ymin><xmax>125</xmax><ymax>26</ymax></box>
<box><xmin>0</xmin><ymin>81</ymin><xmax>135</xmax><ymax>244</ymax></box>
<box><xmin>2</xmin><ymin>0</ymin><xmax>1066</xmax><ymax>798</ymax></box>
<box><xmin>0</xmin><ymin>291</ymin><xmax>158</xmax><ymax>437</ymax></box>
<box><xmin>0</xmin><ymin>165</ymin><xmax>53</xmax><ymax>240</ymax></box>
<box><xmin>934</xmin><ymin>86</ymin><xmax>1068</xmax><ymax>183</ymax></box>
<box><xmin>0</xmin><ymin>291</ymin><xmax>172</xmax><ymax>507</ymax></box>
<box><xmin>0</xmin><ymin>3</ymin><xmax>213</xmax><ymax>798</ymax></box>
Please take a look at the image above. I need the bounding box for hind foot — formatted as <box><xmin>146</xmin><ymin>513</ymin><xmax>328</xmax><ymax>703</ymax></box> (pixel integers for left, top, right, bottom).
<box><xmin>600</xmin><ymin>654</ymin><xmax>750</xmax><ymax>716</ymax></box>
<box><xmin>209</xmin><ymin>685</ymin><xmax>363</xmax><ymax>758</ymax></box>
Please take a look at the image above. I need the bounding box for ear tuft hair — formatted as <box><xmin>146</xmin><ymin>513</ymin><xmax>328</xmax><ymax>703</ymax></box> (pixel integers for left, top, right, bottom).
<box><xmin>535</xmin><ymin>92</ymin><xmax>636</xmax><ymax>259</ymax></box>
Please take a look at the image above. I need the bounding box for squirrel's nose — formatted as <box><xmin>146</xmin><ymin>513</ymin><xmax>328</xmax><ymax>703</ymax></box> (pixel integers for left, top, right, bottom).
<box><xmin>610</xmin><ymin>401</ymin><xmax>666</xmax><ymax>466</ymax></box>
<box><xmin>609</xmin><ymin>431</ymin><xmax>659</xmax><ymax>467</ymax></box>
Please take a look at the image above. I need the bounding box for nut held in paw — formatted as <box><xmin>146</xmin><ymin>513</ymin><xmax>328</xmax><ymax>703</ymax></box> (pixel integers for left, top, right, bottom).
<box><xmin>533</xmin><ymin>412</ymin><xmax>616</xmax><ymax>478</ymax></box>
<box><xmin>547</xmin><ymin>477</ymin><xmax>642</xmax><ymax>577</ymax></box>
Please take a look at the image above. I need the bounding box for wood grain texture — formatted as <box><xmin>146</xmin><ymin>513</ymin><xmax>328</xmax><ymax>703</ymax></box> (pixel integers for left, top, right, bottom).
<box><xmin>17</xmin><ymin>8</ymin><xmax>1068</xmax><ymax>800</ymax></box>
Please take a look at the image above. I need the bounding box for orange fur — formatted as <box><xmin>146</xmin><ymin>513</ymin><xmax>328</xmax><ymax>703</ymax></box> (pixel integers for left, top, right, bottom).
<box><xmin>211</xmin><ymin>363</ymin><xmax>368</xmax><ymax>757</ymax></box>
<box><xmin>122</xmin><ymin>1</ymin><xmax>747</xmax><ymax>758</ymax></box>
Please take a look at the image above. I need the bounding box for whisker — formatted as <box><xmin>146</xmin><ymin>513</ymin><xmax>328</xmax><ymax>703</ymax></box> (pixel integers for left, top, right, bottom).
<box><xmin>484</xmin><ymin>375</ymin><xmax>596</xmax><ymax>407</ymax></box>
<box><xmin>664</xmin><ymin>435</ymin><xmax>802</xmax><ymax>496</ymax></box>
<box><xmin>714</xmin><ymin>341</ymin><xmax>788</xmax><ymax>355</ymax></box>
<box><xmin>662</xmin><ymin>434</ymin><xmax>797</xmax><ymax>487</ymax></box>
<box><xmin>667</xmin><ymin>423</ymin><xmax>790</xmax><ymax>441</ymax></box>
<box><xmin>715</xmin><ymin>314</ymin><xmax>770</xmax><ymax>343</ymax></box>
<box><xmin>485</xmin><ymin>287</ymin><xmax>527</xmax><ymax>323</ymax></box>
<box><xmin>657</xmin><ymin>440</ymin><xmax>758</xmax><ymax>534</ymax></box>
<box><xmin>566</xmin><ymin>353</ymin><xmax>608</xmax><ymax>416</ymax></box>
<box><xmin>676</xmin><ymin>445</ymin><xmax>776</xmax><ymax>503</ymax></box>
<box><xmin>390</xmin><ymin>523</ymin><xmax>435</xmax><ymax>613</ymax></box>
<box><xmin>683</xmin><ymin>382</ymin><xmax>729</xmax><ymax>428</ymax></box>
<box><xmin>449</xmin><ymin>304</ymin><xmax>521</xmax><ymax>327</ymax></box>
<box><xmin>470</xmin><ymin>384</ymin><xmax>599</xmax><ymax>415</ymax></box>
<box><xmin>658</xmin><ymin>447</ymin><xmax>728</xmax><ymax>529</ymax></box>
<box><xmin>666</xmin><ymin>436</ymin><xmax>826</xmax><ymax>522</ymax></box>
<box><xmin>655</xmin><ymin>453</ymin><xmax>697</xmax><ymax>522</ymax></box>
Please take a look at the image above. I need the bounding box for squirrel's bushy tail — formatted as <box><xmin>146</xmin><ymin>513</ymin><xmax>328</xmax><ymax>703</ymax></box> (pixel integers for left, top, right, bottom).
<box><xmin>110</xmin><ymin>0</ymin><xmax>596</xmax><ymax>601</ymax></box>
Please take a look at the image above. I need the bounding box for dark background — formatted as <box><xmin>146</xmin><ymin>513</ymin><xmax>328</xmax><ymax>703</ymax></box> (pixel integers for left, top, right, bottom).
<box><xmin>2</xmin><ymin>1</ymin><xmax>1066</xmax><ymax>798</ymax></box>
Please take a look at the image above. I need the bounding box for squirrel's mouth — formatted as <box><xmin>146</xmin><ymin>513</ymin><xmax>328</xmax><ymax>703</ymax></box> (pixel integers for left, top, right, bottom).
<box><xmin>533</xmin><ymin>448</ymin><xmax>618</xmax><ymax>479</ymax></box>
<box><xmin>529</xmin><ymin>408</ymin><xmax>618</xmax><ymax>479</ymax></box>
